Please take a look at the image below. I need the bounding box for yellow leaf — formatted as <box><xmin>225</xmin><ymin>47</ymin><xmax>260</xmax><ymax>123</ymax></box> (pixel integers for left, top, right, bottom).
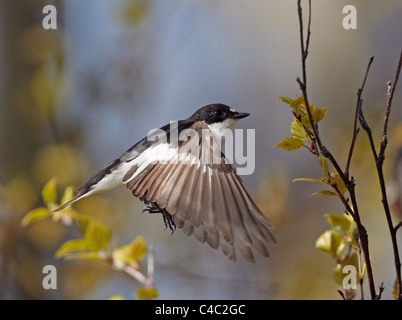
<box><xmin>274</xmin><ymin>137</ymin><xmax>305</xmax><ymax>151</ymax></box>
<box><xmin>330</xmin><ymin>170</ymin><xmax>348</xmax><ymax>195</ymax></box>
<box><xmin>316</xmin><ymin>230</ymin><xmax>343</xmax><ymax>258</ymax></box>
<box><xmin>326</xmin><ymin>214</ymin><xmax>354</xmax><ymax>231</ymax></box>
<box><xmin>21</xmin><ymin>207</ymin><xmax>51</xmax><ymax>227</ymax></box>
<box><xmin>109</xmin><ymin>295</ymin><xmax>125</xmax><ymax>300</ymax></box>
<box><xmin>60</xmin><ymin>186</ymin><xmax>75</xmax><ymax>205</ymax></box>
<box><xmin>392</xmin><ymin>279</ymin><xmax>402</xmax><ymax>300</ymax></box>
<box><xmin>113</xmin><ymin>236</ymin><xmax>147</xmax><ymax>266</ymax></box>
<box><xmin>84</xmin><ymin>219</ymin><xmax>111</xmax><ymax>251</ymax></box>
<box><xmin>136</xmin><ymin>287</ymin><xmax>158</xmax><ymax>300</ymax></box>
<box><xmin>55</xmin><ymin>238</ymin><xmax>89</xmax><ymax>258</ymax></box>
<box><xmin>293</xmin><ymin>177</ymin><xmax>322</xmax><ymax>183</ymax></box>
<box><xmin>312</xmin><ymin>190</ymin><xmax>338</xmax><ymax>197</ymax></box>
<box><xmin>41</xmin><ymin>178</ymin><xmax>58</xmax><ymax>205</ymax></box>
<box><xmin>312</xmin><ymin>107</ymin><xmax>327</xmax><ymax>123</ymax></box>
<box><xmin>289</xmin><ymin>95</ymin><xmax>304</xmax><ymax>110</ymax></box>
<box><xmin>335</xmin><ymin>251</ymin><xmax>359</xmax><ymax>286</ymax></box>
<box><xmin>318</xmin><ymin>156</ymin><xmax>329</xmax><ymax>184</ymax></box>
<box><xmin>277</xmin><ymin>96</ymin><xmax>293</xmax><ymax>105</ymax></box>
<box><xmin>290</xmin><ymin>118</ymin><xmax>309</xmax><ymax>141</ymax></box>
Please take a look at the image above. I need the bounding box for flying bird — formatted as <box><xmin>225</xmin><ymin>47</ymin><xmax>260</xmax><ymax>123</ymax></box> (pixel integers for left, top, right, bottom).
<box><xmin>52</xmin><ymin>104</ymin><xmax>275</xmax><ymax>262</ymax></box>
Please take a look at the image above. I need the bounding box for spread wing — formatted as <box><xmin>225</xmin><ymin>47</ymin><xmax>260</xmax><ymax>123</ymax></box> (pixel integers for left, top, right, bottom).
<box><xmin>123</xmin><ymin>121</ymin><xmax>275</xmax><ymax>262</ymax></box>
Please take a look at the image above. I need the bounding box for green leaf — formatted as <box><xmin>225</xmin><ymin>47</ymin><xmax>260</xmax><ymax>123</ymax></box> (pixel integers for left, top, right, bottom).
<box><xmin>84</xmin><ymin>219</ymin><xmax>111</xmax><ymax>251</ymax></box>
<box><xmin>312</xmin><ymin>190</ymin><xmax>339</xmax><ymax>197</ymax></box>
<box><xmin>136</xmin><ymin>287</ymin><xmax>158</xmax><ymax>300</ymax></box>
<box><xmin>54</xmin><ymin>217</ymin><xmax>111</xmax><ymax>258</ymax></box>
<box><xmin>392</xmin><ymin>278</ymin><xmax>402</xmax><ymax>300</ymax></box>
<box><xmin>293</xmin><ymin>177</ymin><xmax>322</xmax><ymax>183</ymax></box>
<box><xmin>277</xmin><ymin>96</ymin><xmax>293</xmax><ymax>105</ymax></box>
<box><xmin>326</xmin><ymin>214</ymin><xmax>354</xmax><ymax>231</ymax></box>
<box><xmin>290</xmin><ymin>118</ymin><xmax>309</xmax><ymax>141</ymax></box>
<box><xmin>289</xmin><ymin>95</ymin><xmax>304</xmax><ymax>110</ymax></box>
<box><xmin>55</xmin><ymin>238</ymin><xmax>90</xmax><ymax>258</ymax></box>
<box><xmin>316</xmin><ymin>230</ymin><xmax>343</xmax><ymax>258</ymax></box>
<box><xmin>318</xmin><ymin>156</ymin><xmax>329</xmax><ymax>184</ymax></box>
<box><xmin>312</xmin><ymin>107</ymin><xmax>327</xmax><ymax>123</ymax></box>
<box><xmin>20</xmin><ymin>207</ymin><xmax>50</xmax><ymax>226</ymax></box>
<box><xmin>60</xmin><ymin>186</ymin><xmax>75</xmax><ymax>205</ymax></box>
<box><xmin>113</xmin><ymin>236</ymin><xmax>147</xmax><ymax>266</ymax></box>
<box><xmin>274</xmin><ymin>137</ymin><xmax>305</xmax><ymax>151</ymax></box>
<box><xmin>333</xmin><ymin>251</ymin><xmax>360</xmax><ymax>286</ymax></box>
<box><xmin>42</xmin><ymin>178</ymin><xmax>58</xmax><ymax>205</ymax></box>
<box><xmin>330</xmin><ymin>170</ymin><xmax>348</xmax><ymax>195</ymax></box>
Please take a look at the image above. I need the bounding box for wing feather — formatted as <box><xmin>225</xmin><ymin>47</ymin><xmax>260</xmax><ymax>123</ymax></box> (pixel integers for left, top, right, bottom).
<box><xmin>125</xmin><ymin>120</ymin><xmax>275</xmax><ymax>262</ymax></box>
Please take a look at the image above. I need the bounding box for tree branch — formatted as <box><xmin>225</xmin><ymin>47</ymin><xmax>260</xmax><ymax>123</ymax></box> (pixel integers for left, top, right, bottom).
<box><xmin>358</xmin><ymin>51</ymin><xmax>402</xmax><ymax>300</ymax></box>
<box><xmin>345</xmin><ymin>57</ymin><xmax>375</xmax><ymax>178</ymax></box>
<box><xmin>296</xmin><ymin>0</ymin><xmax>377</xmax><ymax>299</ymax></box>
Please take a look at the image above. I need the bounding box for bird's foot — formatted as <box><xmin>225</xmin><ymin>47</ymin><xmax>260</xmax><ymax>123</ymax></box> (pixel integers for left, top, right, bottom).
<box><xmin>143</xmin><ymin>202</ymin><xmax>176</xmax><ymax>234</ymax></box>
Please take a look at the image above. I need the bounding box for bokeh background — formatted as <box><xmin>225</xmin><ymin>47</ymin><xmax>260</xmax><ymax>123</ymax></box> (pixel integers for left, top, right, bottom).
<box><xmin>1</xmin><ymin>0</ymin><xmax>402</xmax><ymax>300</ymax></box>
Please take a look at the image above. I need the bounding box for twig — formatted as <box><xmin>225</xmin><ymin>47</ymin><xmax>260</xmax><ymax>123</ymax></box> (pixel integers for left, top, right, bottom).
<box><xmin>147</xmin><ymin>244</ymin><xmax>155</xmax><ymax>287</ymax></box>
<box><xmin>378</xmin><ymin>52</ymin><xmax>402</xmax><ymax>300</ymax></box>
<box><xmin>345</xmin><ymin>57</ymin><xmax>375</xmax><ymax>178</ymax></box>
<box><xmin>296</xmin><ymin>0</ymin><xmax>377</xmax><ymax>299</ymax></box>
<box><xmin>358</xmin><ymin>51</ymin><xmax>402</xmax><ymax>300</ymax></box>
<box><xmin>375</xmin><ymin>282</ymin><xmax>385</xmax><ymax>300</ymax></box>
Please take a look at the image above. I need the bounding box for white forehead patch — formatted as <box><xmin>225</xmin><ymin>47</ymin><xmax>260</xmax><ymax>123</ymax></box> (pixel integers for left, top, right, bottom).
<box><xmin>229</xmin><ymin>107</ymin><xmax>236</xmax><ymax>112</ymax></box>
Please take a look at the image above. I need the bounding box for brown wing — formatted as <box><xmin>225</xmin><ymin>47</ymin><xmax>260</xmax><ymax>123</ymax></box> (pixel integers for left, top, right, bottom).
<box><xmin>124</xmin><ymin>121</ymin><xmax>275</xmax><ymax>262</ymax></box>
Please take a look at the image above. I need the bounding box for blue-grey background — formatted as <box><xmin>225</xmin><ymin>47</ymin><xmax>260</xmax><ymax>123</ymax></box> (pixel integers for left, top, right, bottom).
<box><xmin>0</xmin><ymin>0</ymin><xmax>401</xmax><ymax>300</ymax></box>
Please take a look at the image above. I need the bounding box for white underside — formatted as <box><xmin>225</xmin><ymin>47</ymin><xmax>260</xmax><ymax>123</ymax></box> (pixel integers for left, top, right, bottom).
<box><xmin>89</xmin><ymin>120</ymin><xmax>238</xmax><ymax>196</ymax></box>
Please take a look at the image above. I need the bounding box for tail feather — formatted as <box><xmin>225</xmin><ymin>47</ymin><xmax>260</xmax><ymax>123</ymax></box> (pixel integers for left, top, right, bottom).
<box><xmin>51</xmin><ymin>188</ymin><xmax>91</xmax><ymax>213</ymax></box>
<box><xmin>51</xmin><ymin>158</ymin><xmax>122</xmax><ymax>213</ymax></box>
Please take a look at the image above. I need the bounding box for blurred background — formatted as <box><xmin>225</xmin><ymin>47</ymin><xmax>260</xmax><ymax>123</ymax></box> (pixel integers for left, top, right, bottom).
<box><xmin>0</xmin><ymin>0</ymin><xmax>401</xmax><ymax>300</ymax></box>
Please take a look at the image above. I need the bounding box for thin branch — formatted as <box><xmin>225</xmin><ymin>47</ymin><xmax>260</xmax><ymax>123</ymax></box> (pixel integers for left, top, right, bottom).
<box><xmin>375</xmin><ymin>282</ymin><xmax>385</xmax><ymax>300</ymax></box>
<box><xmin>296</xmin><ymin>0</ymin><xmax>377</xmax><ymax>299</ymax></box>
<box><xmin>345</xmin><ymin>57</ymin><xmax>375</xmax><ymax>178</ymax></box>
<box><xmin>358</xmin><ymin>51</ymin><xmax>402</xmax><ymax>300</ymax></box>
<box><xmin>378</xmin><ymin>51</ymin><xmax>402</xmax><ymax>300</ymax></box>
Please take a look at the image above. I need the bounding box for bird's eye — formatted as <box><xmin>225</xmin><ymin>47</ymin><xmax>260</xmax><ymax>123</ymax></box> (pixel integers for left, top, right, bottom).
<box><xmin>213</xmin><ymin>110</ymin><xmax>222</xmax><ymax>117</ymax></box>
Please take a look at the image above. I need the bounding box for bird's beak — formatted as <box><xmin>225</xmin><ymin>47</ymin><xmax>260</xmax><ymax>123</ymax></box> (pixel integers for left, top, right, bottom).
<box><xmin>233</xmin><ymin>112</ymin><xmax>250</xmax><ymax>119</ymax></box>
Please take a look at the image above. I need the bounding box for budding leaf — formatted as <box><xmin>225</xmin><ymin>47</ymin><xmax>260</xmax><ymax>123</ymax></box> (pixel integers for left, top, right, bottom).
<box><xmin>84</xmin><ymin>219</ymin><xmax>111</xmax><ymax>252</ymax></box>
<box><xmin>316</xmin><ymin>230</ymin><xmax>343</xmax><ymax>258</ymax></box>
<box><xmin>41</xmin><ymin>178</ymin><xmax>58</xmax><ymax>205</ymax></box>
<box><xmin>333</xmin><ymin>251</ymin><xmax>359</xmax><ymax>287</ymax></box>
<box><xmin>136</xmin><ymin>287</ymin><xmax>158</xmax><ymax>300</ymax></box>
<box><xmin>312</xmin><ymin>107</ymin><xmax>327</xmax><ymax>123</ymax></box>
<box><xmin>293</xmin><ymin>177</ymin><xmax>322</xmax><ymax>183</ymax></box>
<box><xmin>289</xmin><ymin>95</ymin><xmax>305</xmax><ymax>110</ymax></box>
<box><xmin>330</xmin><ymin>170</ymin><xmax>348</xmax><ymax>196</ymax></box>
<box><xmin>55</xmin><ymin>238</ymin><xmax>89</xmax><ymax>258</ymax></box>
<box><xmin>312</xmin><ymin>190</ymin><xmax>338</xmax><ymax>197</ymax></box>
<box><xmin>113</xmin><ymin>236</ymin><xmax>147</xmax><ymax>266</ymax></box>
<box><xmin>318</xmin><ymin>156</ymin><xmax>329</xmax><ymax>184</ymax></box>
<box><xmin>290</xmin><ymin>118</ymin><xmax>309</xmax><ymax>141</ymax></box>
<box><xmin>277</xmin><ymin>96</ymin><xmax>293</xmax><ymax>105</ymax></box>
<box><xmin>274</xmin><ymin>137</ymin><xmax>305</xmax><ymax>151</ymax></box>
<box><xmin>20</xmin><ymin>207</ymin><xmax>50</xmax><ymax>227</ymax></box>
<box><xmin>60</xmin><ymin>186</ymin><xmax>75</xmax><ymax>206</ymax></box>
<box><xmin>55</xmin><ymin>216</ymin><xmax>111</xmax><ymax>258</ymax></box>
<box><xmin>392</xmin><ymin>278</ymin><xmax>401</xmax><ymax>300</ymax></box>
<box><xmin>326</xmin><ymin>213</ymin><xmax>354</xmax><ymax>232</ymax></box>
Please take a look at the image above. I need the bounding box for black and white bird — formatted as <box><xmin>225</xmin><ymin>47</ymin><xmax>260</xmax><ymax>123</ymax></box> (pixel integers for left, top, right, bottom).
<box><xmin>52</xmin><ymin>104</ymin><xmax>275</xmax><ymax>262</ymax></box>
